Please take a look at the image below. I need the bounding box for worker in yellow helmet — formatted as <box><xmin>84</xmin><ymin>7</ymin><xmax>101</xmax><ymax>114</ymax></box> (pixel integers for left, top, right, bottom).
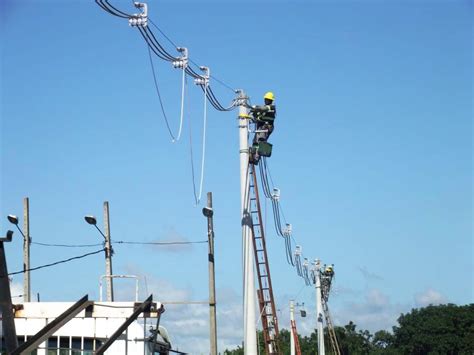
<box><xmin>249</xmin><ymin>92</ymin><xmax>276</xmax><ymax>163</ymax></box>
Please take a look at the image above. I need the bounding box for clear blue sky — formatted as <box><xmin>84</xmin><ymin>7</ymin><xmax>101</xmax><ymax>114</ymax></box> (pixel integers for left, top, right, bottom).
<box><xmin>1</xmin><ymin>0</ymin><xmax>472</xmax><ymax>352</ymax></box>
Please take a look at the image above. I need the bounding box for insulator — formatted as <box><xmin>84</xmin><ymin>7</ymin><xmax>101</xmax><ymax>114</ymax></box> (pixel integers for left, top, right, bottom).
<box><xmin>271</xmin><ymin>188</ymin><xmax>280</xmax><ymax>201</ymax></box>
<box><xmin>294</xmin><ymin>245</ymin><xmax>301</xmax><ymax>256</ymax></box>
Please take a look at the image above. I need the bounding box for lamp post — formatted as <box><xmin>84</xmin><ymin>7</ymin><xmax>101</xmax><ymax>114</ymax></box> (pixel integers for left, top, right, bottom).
<box><xmin>84</xmin><ymin>201</ymin><xmax>114</xmax><ymax>302</ymax></box>
<box><xmin>7</xmin><ymin>197</ymin><xmax>31</xmax><ymax>302</ymax></box>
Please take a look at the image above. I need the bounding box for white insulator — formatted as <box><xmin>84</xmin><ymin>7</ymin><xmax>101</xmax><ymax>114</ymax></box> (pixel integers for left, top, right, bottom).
<box><xmin>272</xmin><ymin>188</ymin><xmax>280</xmax><ymax>201</ymax></box>
<box><xmin>295</xmin><ymin>245</ymin><xmax>301</xmax><ymax>256</ymax></box>
<box><xmin>137</xmin><ymin>18</ymin><xmax>142</xmax><ymax>25</ymax></box>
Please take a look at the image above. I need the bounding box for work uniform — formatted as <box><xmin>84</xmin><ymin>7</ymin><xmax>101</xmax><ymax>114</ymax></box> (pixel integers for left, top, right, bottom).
<box><xmin>252</xmin><ymin>103</ymin><xmax>276</xmax><ymax>145</ymax></box>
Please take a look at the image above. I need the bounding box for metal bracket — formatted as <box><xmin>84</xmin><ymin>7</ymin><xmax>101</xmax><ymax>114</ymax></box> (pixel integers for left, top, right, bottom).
<box><xmin>129</xmin><ymin>2</ymin><xmax>148</xmax><ymax>27</ymax></box>
<box><xmin>172</xmin><ymin>47</ymin><xmax>188</xmax><ymax>69</ymax></box>
<box><xmin>194</xmin><ymin>66</ymin><xmax>210</xmax><ymax>86</ymax></box>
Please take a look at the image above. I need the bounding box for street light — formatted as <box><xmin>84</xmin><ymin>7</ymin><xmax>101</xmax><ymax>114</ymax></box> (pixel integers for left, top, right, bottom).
<box><xmin>202</xmin><ymin>207</ymin><xmax>213</xmax><ymax>218</ymax></box>
<box><xmin>8</xmin><ymin>215</ymin><xmax>30</xmax><ymax>242</ymax></box>
<box><xmin>84</xmin><ymin>215</ymin><xmax>107</xmax><ymax>240</ymax></box>
<box><xmin>7</xmin><ymin>215</ymin><xmax>18</xmax><ymax>225</ymax></box>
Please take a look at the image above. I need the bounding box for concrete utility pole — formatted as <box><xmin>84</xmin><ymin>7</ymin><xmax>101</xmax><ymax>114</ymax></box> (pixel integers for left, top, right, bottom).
<box><xmin>103</xmin><ymin>201</ymin><xmax>114</xmax><ymax>302</ymax></box>
<box><xmin>237</xmin><ymin>90</ymin><xmax>258</xmax><ymax>354</ymax></box>
<box><xmin>23</xmin><ymin>197</ymin><xmax>31</xmax><ymax>302</ymax></box>
<box><xmin>314</xmin><ymin>259</ymin><xmax>325</xmax><ymax>355</ymax></box>
<box><xmin>203</xmin><ymin>192</ymin><xmax>218</xmax><ymax>355</ymax></box>
<box><xmin>290</xmin><ymin>300</ymin><xmax>295</xmax><ymax>355</ymax></box>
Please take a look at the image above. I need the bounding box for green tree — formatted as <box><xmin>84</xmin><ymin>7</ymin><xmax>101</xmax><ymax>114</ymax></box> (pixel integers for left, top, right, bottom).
<box><xmin>393</xmin><ymin>303</ymin><xmax>474</xmax><ymax>354</ymax></box>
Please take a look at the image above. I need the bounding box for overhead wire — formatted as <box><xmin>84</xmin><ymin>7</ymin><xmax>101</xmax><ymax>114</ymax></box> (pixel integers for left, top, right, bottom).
<box><xmin>146</xmin><ymin>45</ymin><xmax>178</xmax><ymax>141</ymax></box>
<box><xmin>112</xmin><ymin>239</ymin><xmax>207</xmax><ymax>245</ymax></box>
<box><xmin>6</xmin><ymin>248</ymin><xmax>105</xmax><ymax>276</ymax></box>
<box><xmin>31</xmin><ymin>241</ymin><xmax>104</xmax><ymax>248</ymax></box>
<box><xmin>96</xmin><ymin>1</ymin><xmax>241</xmax><ymax>206</ymax></box>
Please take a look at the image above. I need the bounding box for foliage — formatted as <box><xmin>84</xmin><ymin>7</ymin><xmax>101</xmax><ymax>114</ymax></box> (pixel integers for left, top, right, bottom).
<box><xmin>223</xmin><ymin>303</ymin><xmax>474</xmax><ymax>354</ymax></box>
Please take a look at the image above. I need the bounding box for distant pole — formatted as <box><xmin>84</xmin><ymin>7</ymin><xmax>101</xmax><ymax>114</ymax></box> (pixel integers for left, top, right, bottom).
<box><xmin>290</xmin><ymin>300</ymin><xmax>295</xmax><ymax>355</ymax></box>
<box><xmin>237</xmin><ymin>90</ymin><xmax>258</xmax><ymax>354</ymax></box>
<box><xmin>315</xmin><ymin>259</ymin><xmax>325</xmax><ymax>355</ymax></box>
<box><xmin>205</xmin><ymin>192</ymin><xmax>218</xmax><ymax>355</ymax></box>
<box><xmin>103</xmin><ymin>201</ymin><xmax>114</xmax><ymax>302</ymax></box>
<box><xmin>0</xmin><ymin>232</ymin><xmax>18</xmax><ymax>352</ymax></box>
<box><xmin>23</xmin><ymin>197</ymin><xmax>31</xmax><ymax>302</ymax></box>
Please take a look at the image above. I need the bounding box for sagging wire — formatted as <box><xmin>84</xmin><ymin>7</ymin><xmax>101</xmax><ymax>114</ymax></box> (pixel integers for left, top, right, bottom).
<box><xmin>295</xmin><ymin>245</ymin><xmax>303</xmax><ymax>277</ymax></box>
<box><xmin>302</xmin><ymin>258</ymin><xmax>312</xmax><ymax>286</ymax></box>
<box><xmin>170</xmin><ymin>47</ymin><xmax>189</xmax><ymax>142</ymax></box>
<box><xmin>97</xmin><ymin>0</ymin><xmax>238</xmax><ymax>114</ymax></box>
<box><xmin>5</xmin><ymin>248</ymin><xmax>106</xmax><ymax>277</ymax></box>
<box><xmin>283</xmin><ymin>223</ymin><xmax>295</xmax><ymax>266</ymax></box>
<box><xmin>112</xmin><ymin>239</ymin><xmax>207</xmax><ymax>245</ymax></box>
<box><xmin>147</xmin><ymin>45</ymin><xmax>178</xmax><ymax>141</ymax></box>
<box><xmin>31</xmin><ymin>241</ymin><xmax>104</xmax><ymax>248</ymax></box>
<box><xmin>190</xmin><ymin>66</ymin><xmax>210</xmax><ymax>205</ymax></box>
<box><xmin>96</xmin><ymin>0</ymin><xmax>132</xmax><ymax>18</ymax></box>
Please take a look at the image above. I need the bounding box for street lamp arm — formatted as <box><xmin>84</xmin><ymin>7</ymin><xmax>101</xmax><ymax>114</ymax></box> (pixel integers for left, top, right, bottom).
<box><xmin>94</xmin><ymin>225</ymin><xmax>107</xmax><ymax>241</ymax></box>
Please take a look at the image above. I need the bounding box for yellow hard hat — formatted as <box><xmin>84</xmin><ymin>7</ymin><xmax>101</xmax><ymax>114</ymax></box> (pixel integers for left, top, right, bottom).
<box><xmin>264</xmin><ymin>92</ymin><xmax>275</xmax><ymax>101</ymax></box>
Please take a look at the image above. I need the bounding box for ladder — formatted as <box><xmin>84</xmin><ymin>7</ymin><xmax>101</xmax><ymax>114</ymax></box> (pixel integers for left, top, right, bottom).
<box><xmin>290</xmin><ymin>320</ymin><xmax>302</xmax><ymax>355</ymax></box>
<box><xmin>249</xmin><ymin>163</ymin><xmax>281</xmax><ymax>355</ymax></box>
<box><xmin>322</xmin><ymin>298</ymin><xmax>341</xmax><ymax>355</ymax></box>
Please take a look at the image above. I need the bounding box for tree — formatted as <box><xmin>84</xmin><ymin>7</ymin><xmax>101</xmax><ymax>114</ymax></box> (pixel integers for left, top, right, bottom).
<box><xmin>223</xmin><ymin>304</ymin><xmax>474</xmax><ymax>354</ymax></box>
<box><xmin>392</xmin><ymin>303</ymin><xmax>474</xmax><ymax>354</ymax></box>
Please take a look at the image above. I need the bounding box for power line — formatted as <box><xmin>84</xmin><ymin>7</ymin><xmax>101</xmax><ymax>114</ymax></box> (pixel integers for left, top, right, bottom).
<box><xmin>31</xmin><ymin>241</ymin><xmax>104</xmax><ymax>248</ymax></box>
<box><xmin>6</xmin><ymin>249</ymin><xmax>105</xmax><ymax>276</ymax></box>
<box><xmin>112</xmin><ymin>240</ymin><xmax>207</xmax><ymax>245</ymax></box>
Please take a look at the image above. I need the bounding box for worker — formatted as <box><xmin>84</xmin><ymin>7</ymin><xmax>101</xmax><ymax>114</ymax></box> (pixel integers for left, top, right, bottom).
<box><xmin>250</xmin><ymin>91</ymin><xmax>276</xmax><ymax>163</ymax></box>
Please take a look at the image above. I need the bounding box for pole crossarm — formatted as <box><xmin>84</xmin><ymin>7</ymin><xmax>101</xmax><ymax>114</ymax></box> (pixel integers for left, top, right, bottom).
<box><xmin>11</xmin><ymin>295</ymin><xmax>92</xmax><ymax>355</ymax></box>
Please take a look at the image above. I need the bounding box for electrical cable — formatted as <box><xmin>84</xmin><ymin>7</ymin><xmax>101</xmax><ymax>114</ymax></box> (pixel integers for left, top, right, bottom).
<box><xmin>195</xmin><ymin>81</ymin><xmax>209</xmax><ymax>204</ymax></box>
<box><xmin>6</xmin><ymin>248</ymin><xmax>105</xmax><ymax>276</ymax></box>
<box><xmin>143</xmin><ymin>25</ymin><xmax>178</xmax><ymax>61</ymax></box>
<box><xmin>147</xmin><ymin>45</ymin><xmax>178</xmax><ymax>141</ymax></box>
<box><xmin>148</xmin><ymin>18</ymin><xmax>179</xmax><ymax>49</ymax></box>
<box><xmin>139</xmin><ymin>26</ymin><xmax>174</xmax><ymax>61</ymax></box>
<box><xmin>112</xmin><ymin>240</ymin><xmax>207</xmax><ymax>245</ymax></box>
<box><xmin>31</xmin><ymin>241</ymin><xmax>104</xmax><ymax>248</ymax></box>
<box><xmin>103</xmin><ymin>0</ymin><xmax>133</xmax><ymax>18</ymax></box>
<box><xmin>174</xmin><ymin>63</ymin><xmax>187</xmax><ymax>142</ymax></box>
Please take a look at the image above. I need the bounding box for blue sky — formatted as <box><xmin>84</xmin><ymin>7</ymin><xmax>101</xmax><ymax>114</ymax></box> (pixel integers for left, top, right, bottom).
<box><xmin>1</xmin><ymin>0</ymin><xmax>472</xmax><ymax>352</ymax></box>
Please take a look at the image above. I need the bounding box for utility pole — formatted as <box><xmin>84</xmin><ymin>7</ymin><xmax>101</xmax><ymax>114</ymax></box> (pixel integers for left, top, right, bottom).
<box><xmin>237</xmin><ymin>90</ymin><xmax>258</xmax><ymax>354</ymax></box>
<box><xmin>23</xmin><ymin>197</ymin><xmax>31</xmax><ymax>302</ymax></box>
<box><xmin>0</xmin><ymin>230</ymin><xmax>18</xmax><ymax>353</ymax></box>
<box><xmin>314</xmin><ymin>259</ymin><xmax>325</xmax><ymax>355</ymax></box>
<box><xmin>290</xmin><ymin>300</ymin><xmax>295</xmax><ymax>355</ymax></box>
<box><xmin>103</xmin><ymin>201</ymin><xmax>114</xmax><ymax>302</ymax></box>
<box><xmin>203</xmin><ymin>192</ymin><xmax>218</xmax><ymax>355</ymax></box>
